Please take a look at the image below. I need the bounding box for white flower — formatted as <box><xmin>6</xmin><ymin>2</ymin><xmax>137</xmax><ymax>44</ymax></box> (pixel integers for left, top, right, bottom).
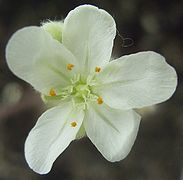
<box><xmin>6</xmin><ymin>5</ymin><xmax>177</xmax><ymax>174</ymax></box>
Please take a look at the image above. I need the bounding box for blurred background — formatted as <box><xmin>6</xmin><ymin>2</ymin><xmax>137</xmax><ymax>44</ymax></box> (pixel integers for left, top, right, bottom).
<box><xmin>0</xmin><ymin>0</ymin><xmax>183</xmax><ymax>179</ymax></box>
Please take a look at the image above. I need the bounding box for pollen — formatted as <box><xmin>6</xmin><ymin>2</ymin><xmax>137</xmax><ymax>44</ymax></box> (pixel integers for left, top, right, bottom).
<box><xmin>67</xmin><ymin>63</ymin><xmax>74</xmax><ymax>70</ymax></box>
<box><xmin>71</xmin><ymin>121</ymin><xmax>77</xmax><ymax>127</ymax></box>
<box><xmin>97</xmin><ymin>97</ymin><xmax>103</xmax><ymax>104</ymax></box>
<box><xmin>49</xmin><ymin>88</ymin><xmax>56</xmax><ymax>96</ymax></box>
<box><xmin>95</xmin><ymin>67</ymin><xmax>101</xmax><ymax>72</ymax></box>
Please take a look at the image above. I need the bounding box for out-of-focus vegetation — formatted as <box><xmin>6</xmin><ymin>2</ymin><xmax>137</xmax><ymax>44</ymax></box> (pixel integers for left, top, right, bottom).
<box><xmin>0</xmin><ymin>0</ymin><xmax>183</xmax><ymax>179</ymax></box>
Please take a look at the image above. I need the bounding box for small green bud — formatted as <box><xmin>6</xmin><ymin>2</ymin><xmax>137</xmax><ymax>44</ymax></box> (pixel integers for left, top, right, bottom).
<box><xmin>41</xmin><ymin>20</ymin><xmax>64</xmax><ymax>42</ymax></box>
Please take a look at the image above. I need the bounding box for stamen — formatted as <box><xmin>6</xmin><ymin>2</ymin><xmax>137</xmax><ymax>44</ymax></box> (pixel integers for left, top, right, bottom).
<box><xmin>49</xmin><ymin>88</ymin><xmax>56</xmax><ymax>96</ymax></box>
<box><xmin>71</xmin><ymin>121</ymin><xmax>77</xmax><ymax>127</ymax></box>
<box><xmin>97</xmin><ymin>97</ymin><xmax>103</xmax><ymax>104</ymax></box>
<box><xmin>95</xmin><ymin>67</ymin><xmax>101</xmax><ymax>72</ymax></box>
<box><xmin>67</xmin><ymin>64</ymin><xmax>74</xmax><ymax>70</ymax></box>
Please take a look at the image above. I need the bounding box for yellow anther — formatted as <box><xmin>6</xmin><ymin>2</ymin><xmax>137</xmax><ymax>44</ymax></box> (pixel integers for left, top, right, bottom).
<box><xmin>95</xmin><ymin>67</ymin><xmax>101</xmax><ymax>72</ymax></box>
<box><xmin>97</xmin><ymin>97</ymin><xmax>103</xmax><ymax>104</ymax></box>
<box><xmin>49</xmin><ymin>88</ymin><xmax>56</xmax><ymax>96</ymax></box>
<box><xmin>67</xmin><ymin>63</ymin><xmax>74</xmax><ymax>70</ymax></box>
<box><xmin>71</xmin><ymin>121</ymin><xmax>77</xmax><ymax>127</ymax></box>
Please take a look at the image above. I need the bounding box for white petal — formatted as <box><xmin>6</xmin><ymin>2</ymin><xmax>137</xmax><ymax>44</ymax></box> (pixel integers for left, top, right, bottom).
<box><xmin>94</xmin><ymin>51</ymin><xmax>177</xmax><ymax>109</ymax></box>
<box><xmin>63</xmin><ymin>5</ymin><xmax>116</xmax><ymax>74</ymax></box>
<box><xmin>6</xmin><ymin>26</ymin><xmax>77</xmax><ymax>94</ymax></box>
<box><xmin>84</xmin><ymin>103</ymin><xmax>140</xmax><ymax>162</ymax></box>
<box><xmin>25</xmin><ymin>104</ymin><xmax>84</xmax><ymax>174</ymax></box>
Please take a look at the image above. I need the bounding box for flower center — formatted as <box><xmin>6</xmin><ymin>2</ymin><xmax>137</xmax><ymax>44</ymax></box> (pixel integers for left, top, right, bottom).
<box><xmin>43</xmin><ymin>74</ymin><xmax>103</xmax><ymax>109</ymax></box>
<box><xmin>74</xmin><ymin>84</ymin><xmax>90</xmax><ymax>98</ymax></box>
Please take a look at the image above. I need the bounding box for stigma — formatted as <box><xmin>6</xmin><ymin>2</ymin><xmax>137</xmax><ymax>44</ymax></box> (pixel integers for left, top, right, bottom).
<box><xmin>97</xmin><ymin>97</ymin><xmax>103</xmax><ymax>104</ymax></box>
<box><xmin>67</xmin><ymin>64</ymin><xmax>74</xmax><ymax>70</ymax></box>
<box><xmin>49</xmin><ymin>88</ymin><xmax>56</xmax><ymax>96</ymax></box>
<box><xmin>71</xmin><ymin>121</ymin><xmax>77</xmax><ymax>127</ymax></box>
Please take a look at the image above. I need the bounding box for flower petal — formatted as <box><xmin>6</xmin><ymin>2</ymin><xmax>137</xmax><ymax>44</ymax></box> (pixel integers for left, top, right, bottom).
<box><xmin>94</xmin><ymin>51</ymin><xmax>177</xmax><ymax>109</ymax></box>
<box><xmin>25</xmin><ymin>104</ymin><xmax>84</xmax><ymax>174</ymax></box>
<box><xmin>84</xmin><ymin>103</ymin><xmax>140</xmax><ymax>162</ymax></box>
<box><xmin>63</xmin><ymin>5</ymin><xmax>116</xmax><ymax>74</ymax></box>
<box><xmin>6</xmin><ymin>26</ymin><xmax>77</xmax><ymax>94</ymax></box>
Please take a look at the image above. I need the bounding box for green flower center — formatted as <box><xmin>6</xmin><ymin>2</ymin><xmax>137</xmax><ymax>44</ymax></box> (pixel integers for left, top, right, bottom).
<box><xmin>42</xmin><ymin>74</ymin><xmax>101</xmax><ymax>109</ymax></box>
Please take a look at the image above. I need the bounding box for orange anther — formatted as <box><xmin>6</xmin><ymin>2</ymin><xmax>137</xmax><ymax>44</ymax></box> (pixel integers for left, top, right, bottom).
<box><xmin>95</xmin><ymin>67</ymin><xmax>101</xmax><ymax>72</ymax></box>
<box><xmin>67</xmin><ymin>64</ymin><xmax>74</xmax><ymax>70</ymax></box>
<box><xmin>97</xmin><ymin>97</ymin><xmax>103</xmax><ymax>104</ymax></box>
<box><xmin>71</xmin><ymin>121</ymin><xmax>77</xmax><ymax>127</ymax></box>
<box><xmin>49</xmin><ymin>88</ymin><xmax>56</xmax><ymax>96</ymax></box>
